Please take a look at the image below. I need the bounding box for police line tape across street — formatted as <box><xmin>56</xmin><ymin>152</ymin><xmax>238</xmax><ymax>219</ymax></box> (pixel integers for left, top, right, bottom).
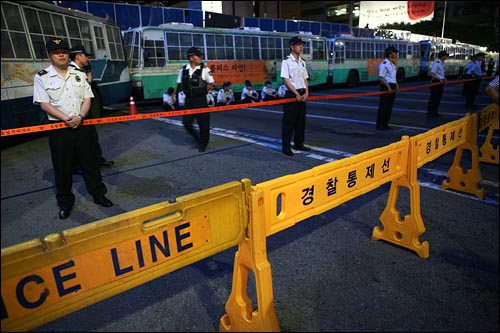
<box><xmin>0</xmin><ymin>77</ymin><xmax>491</xmax><ymax>137</ymax></box>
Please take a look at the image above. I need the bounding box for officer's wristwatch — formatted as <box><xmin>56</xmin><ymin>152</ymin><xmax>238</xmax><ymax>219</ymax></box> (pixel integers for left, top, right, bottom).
<box><xmin>78</xmin><ymin>113</ymin><xmax>85</xmax><ymax>120</ymax></box>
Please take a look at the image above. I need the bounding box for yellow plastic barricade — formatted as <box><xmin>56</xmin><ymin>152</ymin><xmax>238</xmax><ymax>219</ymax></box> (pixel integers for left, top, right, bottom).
<box><xmin>1</xmin><ymin>181</ymin><xmax>249</xmax><ymax>332</ymax></box>
<box><xmin>254</xmin><ymin>137</ymin><xmax>410</xmax><ymax>237</ymax></box>
<box><xmin>478</xmin><ymin>103</ymin><xmax>499</xmax><ymax>164</ymax></box>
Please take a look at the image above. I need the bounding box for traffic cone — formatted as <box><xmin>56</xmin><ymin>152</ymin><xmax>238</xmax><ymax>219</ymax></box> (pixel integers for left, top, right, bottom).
<box><xmin>129</xmin><ymin>96</ymin><xmax>137</xmax><ymax>115</ymax></box>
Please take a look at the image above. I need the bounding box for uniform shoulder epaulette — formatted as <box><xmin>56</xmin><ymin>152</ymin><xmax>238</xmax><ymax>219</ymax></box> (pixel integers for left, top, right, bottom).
<box><xmin>383</xmin><ymin>61</ymin><xmax>387</xmax><ymax>64</ymax></box>
<box><xmin>37</xmin><ymin>69</ymin><xmax>48</xmax><ymax>76</ymax></box>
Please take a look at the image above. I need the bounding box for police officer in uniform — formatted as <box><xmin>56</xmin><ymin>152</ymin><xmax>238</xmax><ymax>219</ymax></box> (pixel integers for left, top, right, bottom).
<box><xmin>33</xmin><ymin>38</ymin><xmax>113</xmax><ymax>220</ymax></box>
<box><xmin>427</xmin><ymin>50</ymin><xmax>449</xmax><ymax>118</ymax></box>
<box><xmin>463</xmin><ymin>52</ymin><xmax>485</xmax><ymax>107</ymax></box>
<box><xmin>280</xmin><ymin>35</ymin><xmax>311</xmax><ymax>156</ymax></box>
<box><xmin>176</xmin><ymin>47</ymin><xmax>214</xmax><ymax>152</ymax></box>
<box><xmin>69</xmin><ymin>45</ymin><xmax>114</xmax><ymax>171</ymax></box>
<box><xmin>376</xmin><ymin>46</ymin><xmax>399</xmax><ymax>130</ymax></box>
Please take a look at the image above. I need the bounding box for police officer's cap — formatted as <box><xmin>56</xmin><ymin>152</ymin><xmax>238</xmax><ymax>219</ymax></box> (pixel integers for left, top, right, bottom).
<box><xmin>46</xmin><ymin>38</ymin><xmax>69</xmax><ymax>52</ymax></box>
<box><xmin>69</xmin><ymin>45</ymin><xmax>92</xmax><ymax>57</ymax></box>
<box><xmin>223</xmin><ymin>81</ymin><xmax>232</xmax><ymax>87</ymax></box>
<box><xmin>475</xmin><ymin>52</ymin><xmax>486</xmax><ymax>58</ymax></box>
<box><xmin>438</xmin><ymin>50</ymin><xmax>449</xmax><ymax>58</ymax></box>
<box><xmin>385</xmin><ymin>46</ymin><xmax>399</xmax><ymax>55</ymax></box>
<box><xmin>187</xmin><ymin>47</ymin><xmax>204</xmax><ymax>58</ymax></box>
<box><xmin>289</xmin><ymin>36</ymin><xmax>304</xmax><ymax>45</ymax></box>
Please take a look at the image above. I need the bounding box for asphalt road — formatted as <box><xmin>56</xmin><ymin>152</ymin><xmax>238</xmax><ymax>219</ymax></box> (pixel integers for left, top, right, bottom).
<box><xmin>1</xmin><ymin>77</ymin><xmax>498</xmax><ymax>332</ymax></box>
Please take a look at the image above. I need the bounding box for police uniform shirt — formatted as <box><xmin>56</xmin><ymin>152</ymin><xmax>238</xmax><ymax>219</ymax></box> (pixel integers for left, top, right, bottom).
<box><xmin>465</xmin><ymin>60</ymin><xmax>475</xmax><ymax>75</ymax></box>
<box><xmin>69</xmin><ymin>61</ymin><xmax>86</xmax><ymax>73</ymax></box>
<box><xmin>206</xmin><ymin>92</ymin><xmax>215</xmax><ymax>106</ymax></box>
<box><xmin>430</xmin><ymin>59</ymin><xmax>446</xmax><ymax>80</ymax></box>
<box><xmin>379</xmin><ymin>58</ymin><xmax>397</xmax><ymax>84</ymax></box>
<box><xmin>280</xmin><ymin>53</ymin><xmax>309</xmax><ymax>90</ymax></box>
<box><xmin>217</xmin><ymin>89</ymin><xmax>234</xmax><ymax>104</ymax></box>
<box><xmin>261</xmin><ymin>85</ymin><xmax>276</xmax><ymax>100</ymax></box>
<box><xmin>163</xmin><ymin>92</ymin><xmax>175</xmax><ymax>106</ymax></box>
<box><xmin>176</xmin><ymin>63</ymin><xmax>214</xmax><ymax>85</ymax></box>
<box><xmin>472</xmin><ymin>60</ymin><xmax>483</xmax><ymax>77</ymax></box>
<box><xmin>33</xmin><ymin>65</ymin><xmax>93</xmax><ymax>121</ymax></box>
<box><xmin>241</xmin><ymin>86</ymin><xmax>258</xmax><ymax>101</ymax></box>
<box><xmin>277</xmin><ymin>84</ymin><xmax>288</xmax><ymax>98</ymax></box>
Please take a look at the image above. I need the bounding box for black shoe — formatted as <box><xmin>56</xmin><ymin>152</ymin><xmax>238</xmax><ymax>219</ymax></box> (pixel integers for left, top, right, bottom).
<box><xmin>198</xmin><ymin>146</ymin><xmax>206</xmax><ymax>152</ymax></box>
<box><xmin>294</xmin><ymin>145</ymin><xmax>311</xmax><ymax>151</ymax></box>
<box><xmin>58</xmin><ymin>208</ymin><xmax>71</xmax><ymax>219</ymax></box>
<box><xmin>282</xmin><ymin>149</ymin><xmax>294</xmax><ymax>156</ymax></box>
<box><xmin>100</xmin><ymin>160</ymin><xmax>114</xmax><ymax>167</ymax></box>
<box><xmin>376</xmin><ymin>125</ymin><xmax>385</xmax><ymax>130</ymax></box>
<box><xmin>427</xmin><ymin>113</ymin><xmax>434</xmax><ymax>118</ymax></box>
<box><xmin>93</xmin><ymin>195</ymin><xmax>113</xmax><ymax>207</ymax></box>
<box><xmin>384</xmin><ymin>126</ymin><xmax>393</xmax><ymax>130</ymax></box>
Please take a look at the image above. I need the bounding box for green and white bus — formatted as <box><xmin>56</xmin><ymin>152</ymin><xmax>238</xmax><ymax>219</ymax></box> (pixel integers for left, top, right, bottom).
<box><xmin>1</xmin><ymin>0</ymin><xmax>130</xmax><ymax>130</ymax></box>
<box><xmin>122</xmin><ymin>24</ymin><xmax>329</xmax><ymax>100</ymax></box>
<box><xmin>419</xmin><ymin>38</ymin><xmax>487</xmax><ymax>78</ymax></box>
<box><xmin>326</xmin><ymin>35</ymin><xmax>421</xmax><ymax>87</ymax></box>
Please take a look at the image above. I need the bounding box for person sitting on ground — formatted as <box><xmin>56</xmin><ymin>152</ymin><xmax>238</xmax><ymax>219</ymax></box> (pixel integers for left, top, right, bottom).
<box><xmin>206</xmin><ymin>83</ymin><xmax>217</xmax><ymax>107</ymax></box>
<box><xmin>163</xmin><ymin>87</ymin><xmax>176</xmax><ymax>111</ymax></box>
<box><xmin>261</xmin><ymin>80</ymin><xmax>278</xmax><ymax>101</ymax></box>
<box><xmin>216</xmin><ymin>81</ymin><xmax>236</xmax><ymax>106</ymax></box>
<box><xmin>241</xmin><ymin>80</ymin><xmax>259</xmax><ymax>103</ymax></box>
<box><xmin>277</xmin><ymin>81</ymin><xmax>288</xmax><ymax>98</ymax></box>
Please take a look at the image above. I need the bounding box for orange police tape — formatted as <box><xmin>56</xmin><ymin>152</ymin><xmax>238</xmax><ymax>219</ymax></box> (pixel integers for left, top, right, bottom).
<box><xmin>0</xmin><ymin>78</ymin><xmax>482</xmax><ymax>138</ymax></box>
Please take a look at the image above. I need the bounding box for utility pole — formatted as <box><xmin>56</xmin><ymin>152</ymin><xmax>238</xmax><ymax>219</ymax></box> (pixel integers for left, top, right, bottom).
<box><xmin>441</xmin><ymin>1</ymin><xmax>447</xmax><ymax>38</ymax></box>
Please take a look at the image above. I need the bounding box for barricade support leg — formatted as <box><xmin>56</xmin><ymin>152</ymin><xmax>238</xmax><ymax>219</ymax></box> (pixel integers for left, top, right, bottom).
<box><xmin>372</xmin><ymin>177</ymin><xmax>429</xmax><ymax>259</ymax></box>
<box><xmin>441</xmin><ymin>113</ymin><xmax>485</xmax><ymax>199</ymax></box>
<box><xmin>479</xmin><ymin>118</ymin><xmax>499</xmax><ymax>164</ymax></box>
<box><xmin>220</xmin><ymin>187</ymin><xmax>280</xmax><ymax>332</ymax></box>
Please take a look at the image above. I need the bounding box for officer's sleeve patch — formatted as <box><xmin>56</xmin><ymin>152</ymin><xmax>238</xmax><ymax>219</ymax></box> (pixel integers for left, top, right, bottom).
<box><xmin>37</xmin><ymin>69</ymin><xmax>48</xmax><ymax>76</ymax></box>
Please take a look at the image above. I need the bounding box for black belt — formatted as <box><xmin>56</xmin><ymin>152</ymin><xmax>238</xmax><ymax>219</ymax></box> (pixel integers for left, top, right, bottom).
<box><xmin>382</xmin><ymin>83</ymin><xmax>397</xmax><ymax>87</ymax></box>
<box><xmin>431</xmin><ymin>79</ymin><xmax>441</xmax><ymax>83</ymax></box>
<box><xmin>297</xmin><ymin>88</ymin><xmax>306</xmax><ymax>95</ymax></box>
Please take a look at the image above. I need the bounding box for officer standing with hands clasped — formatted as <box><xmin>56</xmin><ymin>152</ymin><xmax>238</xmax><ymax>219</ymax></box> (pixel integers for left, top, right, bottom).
<box><xmin>280</xmin><ymin>35</ymin><xmax>311</xmax><ymax>156</ymax></box>
<box><xmin>69</xmin><ymin>45</ymin><xmax>114</xmax><ymax>173</ymax></box>
<box><xmin>33</xmin><ymin>38</ymin><xmax>113</xmax><ymax>220</ymax></box>
<box><xmin>376</xmin><ymin>46</ymin><xmax>399</xmax><ymax>130</ymax></box>
<box><xmin>427</xmin><ymin>50</ymin><xmax>449</xmax><ymax>118</ymax></box>
<box><xmin>176</xmin><ymin>46</ymin><xmax>214</xmax><ymax>152</ymax></box>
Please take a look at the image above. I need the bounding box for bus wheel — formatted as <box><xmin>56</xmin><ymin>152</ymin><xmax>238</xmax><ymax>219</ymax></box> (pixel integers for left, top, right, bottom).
<box><xmin>346</xmin><ymin>70</ymin><xmax>359</xmax><ymax>87</ymax></box>
<box><xmin>397</xmin><ymin>68</ymin><xmax>406</xmax><ymax>83</ymax></box>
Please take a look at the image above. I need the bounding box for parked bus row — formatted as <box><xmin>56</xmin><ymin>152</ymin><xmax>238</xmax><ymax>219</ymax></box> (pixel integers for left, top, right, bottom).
<box><xmin>1</xmin><ymin>1</ymin><xmax>496</xmax><ymax>131</ymax></box>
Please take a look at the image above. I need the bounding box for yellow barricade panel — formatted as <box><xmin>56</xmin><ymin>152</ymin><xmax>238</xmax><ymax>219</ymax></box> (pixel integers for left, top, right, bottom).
<box><xmin>1</xmin><ymin>181</ymin><xmax>248</xmax><ymax>332</ymax></box>
<box><xmin>478</xmin><ymin>103</ymin><xmax>499</xmax><ymax>133</ymax></box>
<box><xmin>412</xmin><ymin>116</ymin><xmax>469</xmax><ymax>168</ymax></box>
<box><xmin>255</xmin><ymin>138</ymin><xmax>410</xmax><ymax>236</ymax></box>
